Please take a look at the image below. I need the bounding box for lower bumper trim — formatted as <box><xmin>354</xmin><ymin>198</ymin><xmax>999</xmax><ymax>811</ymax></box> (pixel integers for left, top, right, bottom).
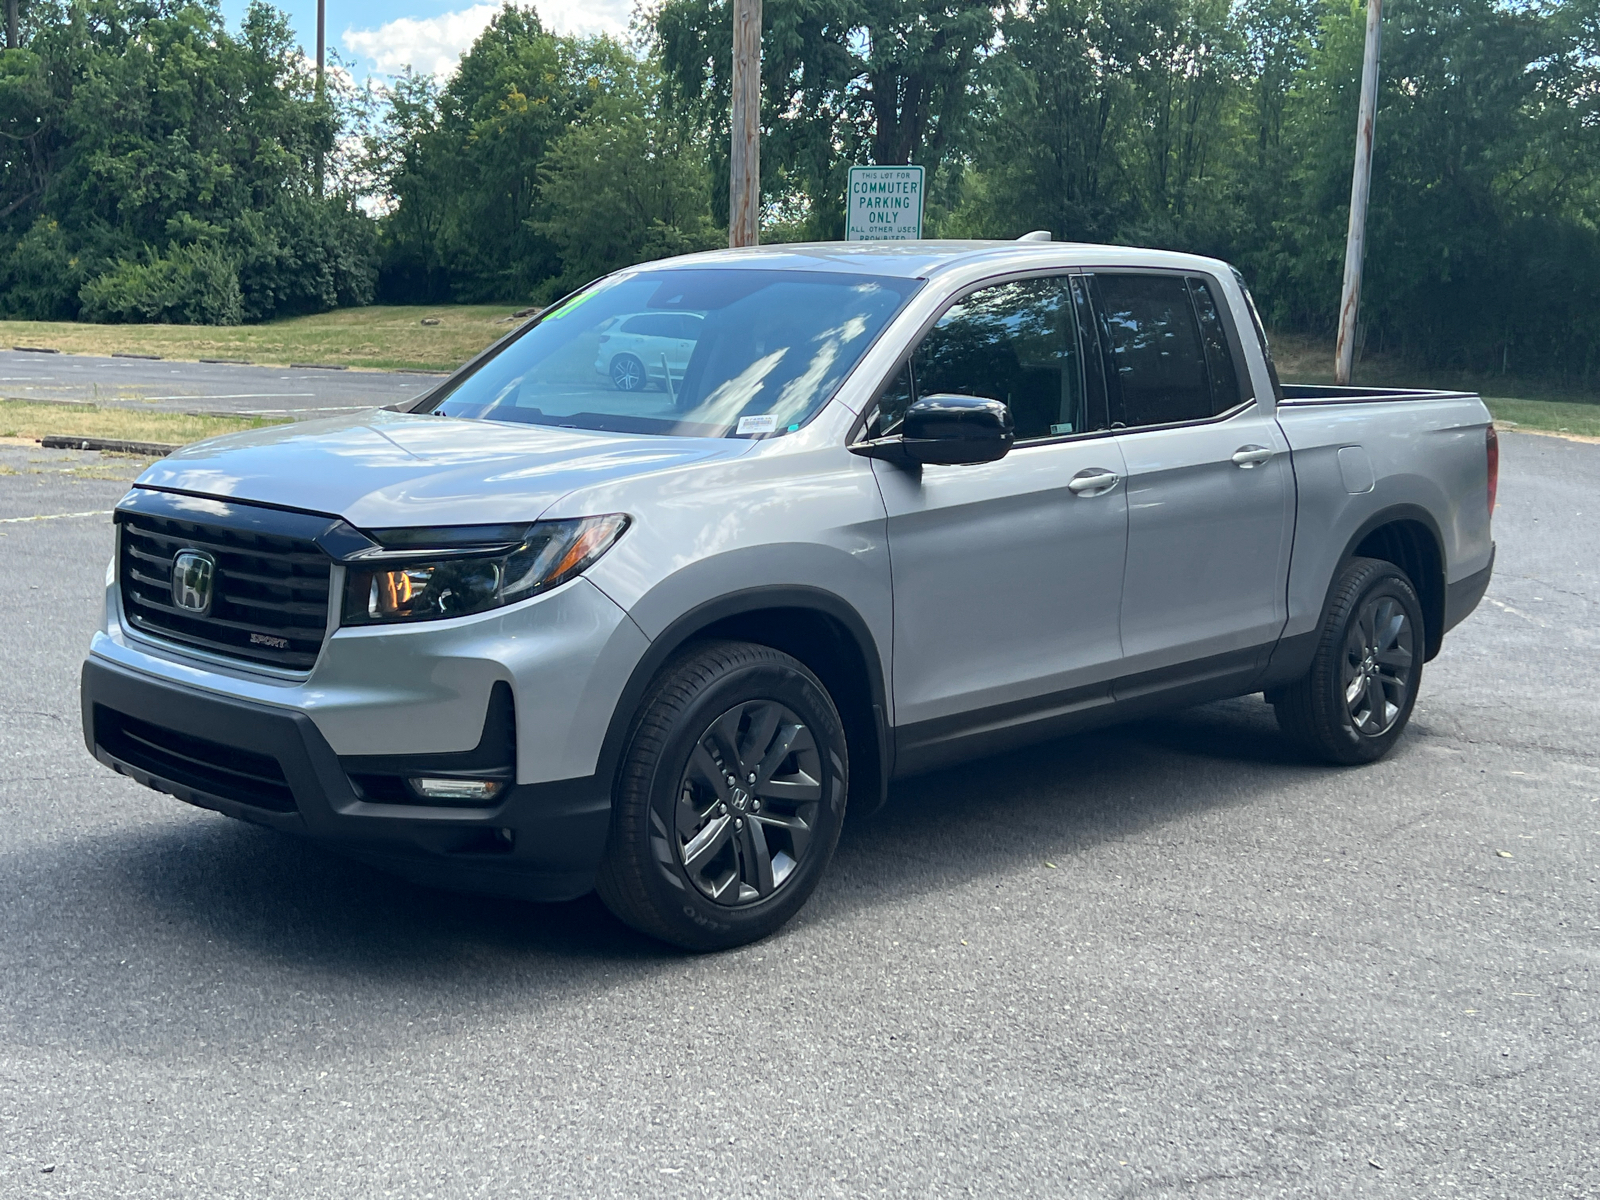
<box><xmin>81</xmin><ymin>656</ymin><xmax>612</xmax><ymax>902</ymax></box>
<box><xmin>1444</xmin><ymin>542</ymin><xmax>1495</xmax><ymax>634</ymax></box>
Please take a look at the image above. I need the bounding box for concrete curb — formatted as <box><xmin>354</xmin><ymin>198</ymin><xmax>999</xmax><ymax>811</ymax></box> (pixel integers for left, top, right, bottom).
<box><xmin>40</xmin><ymin>435</ymin><xmax>175</xmax><ymax>456</ymax></box>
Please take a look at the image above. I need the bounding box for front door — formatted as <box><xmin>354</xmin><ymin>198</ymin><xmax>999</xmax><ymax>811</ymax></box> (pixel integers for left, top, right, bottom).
<box><xmin>1085</xmin><ymin>270</ymin><xmax>1294</xmax><ymax>694</ymax></box>
<box><xmin>863</xmin><ymin>275</ymin><xmax>1130</xmax><ymax>764</ymax></box>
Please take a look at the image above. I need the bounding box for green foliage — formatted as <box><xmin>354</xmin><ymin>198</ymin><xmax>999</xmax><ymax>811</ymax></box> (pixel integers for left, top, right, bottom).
<box><xmin>0</xmin><ymin>0</ymin><xmax>375</xmax><ymax>324</ymax></box>
<box><xmin>1</xmin><ymin>0</ymin><xmax>1593</xmax><ymax>378</ymax></box>
<box><xmin>1</xmin><ymin>217</ymin><xmax>84</xmax><ymax>318</ymax></box>
<box><xmin>79</xmin><ymin>241</ymin><xmax>244</xmax><ymax>324</ymax></box>
<box><xmin>943</xmin><ymin>0</ymin><xmax>1600</xmax><ymax>383</ymax></box>
<box><xmin>368</xmin><ymin>8</ymin><xmax>706</xmax><ymax>303</ymax></box>
<box><xmin>533</xmin><ymin>79</ymin><xmax>721</xmax><ymax>293</ymax></box>
<box><xmin>1254</xmin><ymin>0</ymin><xmax>1600</xmax><ymax>378</ymax></box>
<box><xmin>656</xmin><ymin>0</ymin><xmax>996</xmax><ymax>237</ymax></box>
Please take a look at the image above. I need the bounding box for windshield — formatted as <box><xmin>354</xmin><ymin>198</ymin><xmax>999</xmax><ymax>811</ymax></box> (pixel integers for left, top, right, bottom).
<box><xmin>427</xmin><ymin>268</ymin><xmax>920</xmax><ymax>438</ymax></box>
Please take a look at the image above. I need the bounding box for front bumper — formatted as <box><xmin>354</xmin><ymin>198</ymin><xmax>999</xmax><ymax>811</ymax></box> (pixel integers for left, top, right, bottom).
<box><xmin>82</xmin><ymin>656</ymin><xmax>611</xmax><ymax>901</ymax></box>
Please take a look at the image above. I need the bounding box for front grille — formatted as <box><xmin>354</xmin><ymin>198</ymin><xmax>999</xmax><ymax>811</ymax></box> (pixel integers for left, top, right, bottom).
<box><xmin>119</xmin><ymin>509</ymin><xmax>331</xmax><ymax>670</ymax></box>
<box><xmin>95</xmin><ymin>706</ymin><xmax>297</xmax><ymax>813</ymax></box>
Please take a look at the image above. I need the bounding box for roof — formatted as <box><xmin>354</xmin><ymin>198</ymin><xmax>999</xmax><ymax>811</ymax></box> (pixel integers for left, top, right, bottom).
<box><xmin>632</xmin><ymin>239</ymin><xmax>1232</xmax><ymax>281</ymax></box>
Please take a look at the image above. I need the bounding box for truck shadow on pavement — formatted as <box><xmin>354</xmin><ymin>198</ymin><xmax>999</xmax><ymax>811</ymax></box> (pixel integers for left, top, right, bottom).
<box><xmin>3</xmin><ymin>693</ymin><xmax>1348</xmax><ymax>1046</ymax></box>
<box><xmin>822</xmin><ymin>694</ymin><xmax>1320</xmax><ymax>917</ymax></box>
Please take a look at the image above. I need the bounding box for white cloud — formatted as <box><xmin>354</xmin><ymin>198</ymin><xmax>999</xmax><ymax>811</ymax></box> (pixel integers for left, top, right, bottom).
<box><xmin>342</xmin><ymin>1</ymin><xmax>632</xmax><ymax>78</ymax></box>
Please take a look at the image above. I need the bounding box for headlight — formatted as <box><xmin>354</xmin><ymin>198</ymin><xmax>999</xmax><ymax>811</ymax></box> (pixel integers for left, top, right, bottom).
<box><xmin>342</xmin><ymin>514</ymin><xmax>629</xmax><ymax>626</ymax></box>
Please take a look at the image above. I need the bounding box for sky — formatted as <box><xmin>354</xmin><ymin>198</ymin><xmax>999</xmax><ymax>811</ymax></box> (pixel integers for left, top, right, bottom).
<box><xmin>218</xmin><ymin>0</ymin><xmax>633</xmax><ymax>78</ymax></box>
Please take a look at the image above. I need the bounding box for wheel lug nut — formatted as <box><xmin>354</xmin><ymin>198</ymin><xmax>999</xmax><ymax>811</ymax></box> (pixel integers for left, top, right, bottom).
<box><xmin>752</xmin><ymin>800</ymin><xmax>761</xmax><ymax>811</ymax></box>
<box><xmin>748</xmin><ymin>773</ymin><xmax>756</xmax><ymax>784</ymax></box>
<box><xmin>718</xmin><ymin>804</ymin><xmax>727</xmax><ymax>815</ymax></box>
<box><xmin>735</xmin><ymin>818</ymin><xmax>744</xmax><ymax>830</ymax></box>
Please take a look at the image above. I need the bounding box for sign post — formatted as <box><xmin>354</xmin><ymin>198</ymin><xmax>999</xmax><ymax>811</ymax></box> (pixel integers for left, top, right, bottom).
<box><xmin>846</xmin><ymin>166</ymin><xmax>925</xmax><ymax>241</ymax></box>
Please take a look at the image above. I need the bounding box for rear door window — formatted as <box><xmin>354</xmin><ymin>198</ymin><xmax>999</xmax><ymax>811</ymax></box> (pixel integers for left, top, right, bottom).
<box><xmin>1187</xmin><ymin>277</ymin><xmax>1247</xmax><ymax>413</ymax></box>
<box><xmin>1089</xmin><ymin>273</ymin><xmax>1213</xmax><ymax>428</ymax></box>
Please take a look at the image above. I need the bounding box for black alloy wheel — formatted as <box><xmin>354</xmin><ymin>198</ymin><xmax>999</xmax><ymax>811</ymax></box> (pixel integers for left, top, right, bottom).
<box><xmin>1272</xmin><ymin>556</ymin><xmax>1425</xmax><ymax>765</ymax></box>
<box><xmin>1340</xmin><ymin>590</ymin><xmax>1415</xmax><ymax>737</ymax></box>
<box><xmin>596</xmin><ymin>640</ymin><xmax>848</xmax><ymax>951</ymax></box>
<box><xmin>675</xmin><ymin>699</ymin><xmax>823</xmax><ymax>905</ymax></box>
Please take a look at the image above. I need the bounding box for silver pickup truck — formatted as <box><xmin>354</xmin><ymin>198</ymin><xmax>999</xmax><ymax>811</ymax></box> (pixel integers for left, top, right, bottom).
<box><xmin>80</xmin><ymin>242</ymin><xmax>1496</xmax><ymax>949</ymax></box>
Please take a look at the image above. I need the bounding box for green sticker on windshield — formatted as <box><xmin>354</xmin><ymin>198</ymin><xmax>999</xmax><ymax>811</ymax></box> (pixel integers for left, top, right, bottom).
<box><xmin>543</xmin><ymin>273</ymin><xmax>629</xmax><ymax>322</ymax></box>
<box><xmin>542</xmin><ymin>291</ymin><xmax>597</xmax><ymax>322</ymax></box>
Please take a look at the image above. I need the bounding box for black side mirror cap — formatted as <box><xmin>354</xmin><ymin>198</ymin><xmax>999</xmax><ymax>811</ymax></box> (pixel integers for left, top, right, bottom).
<box><xmin>850</xmin><ymin>394</ymin><xmax>1014</xmax><ymax>467</ymax></box>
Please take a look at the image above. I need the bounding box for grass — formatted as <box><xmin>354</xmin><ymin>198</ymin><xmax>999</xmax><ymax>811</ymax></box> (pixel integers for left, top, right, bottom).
<box><xmin>0</xmin><ymin>304</ymin><xmax>530</xmax><ymax>372</ymax></box>
<box><xmin>1270</xmin><ymin>329</ymin><xmax>1600</xmax><ymax>439</ymax></box>
<box><xmin>1478</xmin><ymin>397</ymin><xmax>1600</xmax><ymax>439</ymax></box>
<box><xmin>0</xmin><ymin>400</ymin><xmax>288</xmax><ymax>447</ymax></box>
<box><xmin>1</xmin><ymin>307</ymin><xmax>1595</xmax><ymax>443</ymax></box>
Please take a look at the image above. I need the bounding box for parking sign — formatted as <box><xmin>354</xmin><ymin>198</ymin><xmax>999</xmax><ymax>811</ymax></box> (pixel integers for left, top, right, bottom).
<box><xmin>846</xmin><ymin>166</ymin><xmax>925</xmax><ymax>241</ymax></box>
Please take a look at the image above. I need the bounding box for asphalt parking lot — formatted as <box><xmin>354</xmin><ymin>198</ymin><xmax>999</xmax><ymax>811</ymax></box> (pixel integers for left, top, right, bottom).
<box><xmin>0</xmin><ymin>431</ymin><xmax>1595</xmax><ymax>1199</ymax></box>
<box><xmin>0</xmin><ymin>349</ymin><xmax>436</xmax><ymax>417</ymax></box>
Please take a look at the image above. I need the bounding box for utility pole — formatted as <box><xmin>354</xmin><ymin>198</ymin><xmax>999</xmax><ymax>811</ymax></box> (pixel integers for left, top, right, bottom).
<box><xmin>728</xmin><ymin>0</ymin><xmax>761</xmax><ymax>248</ymax></box>
<box><xmin>6</xmin><ymin>0</ymin><xmax>18</xmax><ymax>50</ymax></box>
<box><xmin>1335</xmin><ymin>0</ymin><xmax>1381</xmax><ymax>385</ymax></box>
<box><xmin>314</xmin><ymin>0</ymin><xmax>326</xmax><ymax>199</ymax></box>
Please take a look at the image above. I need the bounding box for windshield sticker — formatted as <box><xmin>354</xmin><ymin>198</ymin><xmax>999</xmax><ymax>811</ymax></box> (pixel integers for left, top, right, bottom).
<box><xmin>737</xmin><ymin>414</ymin><xmax>778</xmax><ymax>435</ymax></box>
<box><xmin>543</xmin><ymin>274</ymin><xmax>630</xmax><ymax>322</ymax></box>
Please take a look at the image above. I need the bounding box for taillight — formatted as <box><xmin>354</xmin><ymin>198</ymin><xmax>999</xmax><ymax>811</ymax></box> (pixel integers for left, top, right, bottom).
<box><xmin>1485</xmin><ymin>424</ymin><xmax>1499</xmax><ymax>517</ymax></box>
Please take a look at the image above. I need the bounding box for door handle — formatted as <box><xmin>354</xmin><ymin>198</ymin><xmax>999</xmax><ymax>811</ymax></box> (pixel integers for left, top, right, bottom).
<box><xmin>1068</xmin><ymin>468</ymin><xmax>1120</xmax><ymax>496</ymax></box>
<box><xmin>1232</xmin><ymin>445</ymin><xmax>1275</xmax><ymax>468</ymax></box>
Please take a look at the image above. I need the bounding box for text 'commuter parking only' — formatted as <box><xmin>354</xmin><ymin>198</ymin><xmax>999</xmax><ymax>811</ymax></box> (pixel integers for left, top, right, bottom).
<box><xmin>847</xmin><ymin>166</ymin><xmax>925</xmax><ymax>241</ymax></box>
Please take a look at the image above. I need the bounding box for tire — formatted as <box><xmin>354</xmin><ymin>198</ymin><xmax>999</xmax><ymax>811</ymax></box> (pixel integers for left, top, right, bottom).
<box><xmin>595</xmin><ymin>640</ymin><xmax>849</xmax><ymax>951</ymax></box>
<box><xmin>1272</xmin><ymin>556</ymin><xmax>1425</xmax><ymax>765</ymax></box>
<box><xmin>609</xmin><ymin>353</ymin><xmax>646</xmax><ymax>392</ymax></box>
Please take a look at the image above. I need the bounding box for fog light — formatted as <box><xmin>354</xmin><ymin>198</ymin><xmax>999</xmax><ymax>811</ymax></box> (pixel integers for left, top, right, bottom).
<box><xmin>409</xmin><ymin>777</ymin><xmax>505</xmax><ymax>802</ymax></box>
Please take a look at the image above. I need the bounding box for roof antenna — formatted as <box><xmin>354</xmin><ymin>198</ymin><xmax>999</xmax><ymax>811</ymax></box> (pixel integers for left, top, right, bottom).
<box><xmin>1017</xmin><ymin>230</ymin><xmax>1052</xmax><ymax>242</ymax></box>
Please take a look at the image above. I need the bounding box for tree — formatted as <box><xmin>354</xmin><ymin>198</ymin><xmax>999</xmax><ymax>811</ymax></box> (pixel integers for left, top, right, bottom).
<box><xmin>371</xmin><ymin>7</ymin><xmax>640</xmax><ymax>302</ymax></box>
<box><xmin>533</xmin><ymin>62</ymin><xmax>719</xmax><ymax>292</ymax></box>
<box><xmin>1264</xmin><ymin>0</ymin><xmax>1600</xmax><ymax>378</ymax></box>
<box><xmin>0</xmin><ymin>0</ymin><xmax>375</xmax><ymax>323</ymax></box>
<box><xmin>655</xmin><ymin>0</ymin><xmax>996</xmax><ymax>238</ymax></box>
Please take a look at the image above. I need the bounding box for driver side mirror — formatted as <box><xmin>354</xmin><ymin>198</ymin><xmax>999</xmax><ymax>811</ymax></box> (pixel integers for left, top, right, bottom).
<box><xmin>850</xmin><ymin>394</ymin><xmax>1015</xmax><ymax>467</ymax></box>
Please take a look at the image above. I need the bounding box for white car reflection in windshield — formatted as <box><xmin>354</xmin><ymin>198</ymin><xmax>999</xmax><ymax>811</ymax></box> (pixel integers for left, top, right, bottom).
<box><xmin>595</xmin><ymin>312</ymin><xmax>704</xmax><ymax>396</ymax></box>
<box><xmin>430</xmin><ymin>269</ymin><xmax>920</xmax><ymax>438</ymax></box>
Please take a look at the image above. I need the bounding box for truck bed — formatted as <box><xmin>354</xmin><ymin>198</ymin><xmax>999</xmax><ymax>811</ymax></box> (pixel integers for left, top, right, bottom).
<box><xmin>1278</xmin><ymin>383</ymin><xmax>1478</xmax><ymax>407</ymax></box>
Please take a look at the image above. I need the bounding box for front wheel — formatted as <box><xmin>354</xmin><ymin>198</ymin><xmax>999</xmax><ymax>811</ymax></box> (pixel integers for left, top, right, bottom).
<box><xmin>596</xmin><ymin>640</ymin><xmax>848</xmax><ymax>951</ymax></box>
<box><xmin>1272</xmin><ymin>556</ymin><xmax>1424</xmax><ymax>765</ymax></box>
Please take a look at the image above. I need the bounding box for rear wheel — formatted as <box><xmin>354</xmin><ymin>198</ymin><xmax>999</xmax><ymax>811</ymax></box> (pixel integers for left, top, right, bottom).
<box><xmin>1272</xmin><ymin>556</ymin><xmax>1424</xmax><ymax>764</ymax></box>
<box><xmin>609</xmin><ymin>353</ymin><xmax>645</xmax><ymax>392</ymax></box>
<box><xmin>596</xmin><ymin>640</ymin><xmax>848</xmax><ymax>951</ymax></box>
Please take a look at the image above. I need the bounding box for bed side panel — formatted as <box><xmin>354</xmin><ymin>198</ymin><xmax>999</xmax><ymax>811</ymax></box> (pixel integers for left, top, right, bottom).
<box><xmin>1275</xmin><ymin>394</ymin><xmax>1493</xmax><ymax>640</ymax></box>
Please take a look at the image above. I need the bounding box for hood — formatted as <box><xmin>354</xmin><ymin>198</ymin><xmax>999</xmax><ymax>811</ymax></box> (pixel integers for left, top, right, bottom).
<box><xmin>135</xmin><ymin>409</ymin><xmax>754</xmax><ymax>528</ymax></box>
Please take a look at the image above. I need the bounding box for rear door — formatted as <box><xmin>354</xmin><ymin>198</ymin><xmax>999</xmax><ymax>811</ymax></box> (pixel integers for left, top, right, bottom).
<box><xmin>865</xmin><ymin>274</ymin><xmax>1129</xmax><ymax>757</ymax></box>
<box><xmin>1084</xmin><ymin>270</ymin><xmax>1294</xmax><ymax>694</ymax></box>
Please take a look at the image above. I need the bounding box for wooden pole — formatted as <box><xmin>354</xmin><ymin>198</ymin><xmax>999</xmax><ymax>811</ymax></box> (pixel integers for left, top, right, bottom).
<box><xmin>728</xmin><ymin>0</ymin><xmax>761</xmax><ymax>248</ymax></box>
<box><xmin>1335</xmin><ymin>0</ymin><xmax>1381</xmax><ymax>385</ymax></box>
<box><xmin>6</xmin><ymin>0</ymin><xmax>17</xmax><ymax>49</ymax></box>
<box><xmin>315</xmin><ymin>0</ymin><xmax>326</xmax><ymax>199</ymax></box>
